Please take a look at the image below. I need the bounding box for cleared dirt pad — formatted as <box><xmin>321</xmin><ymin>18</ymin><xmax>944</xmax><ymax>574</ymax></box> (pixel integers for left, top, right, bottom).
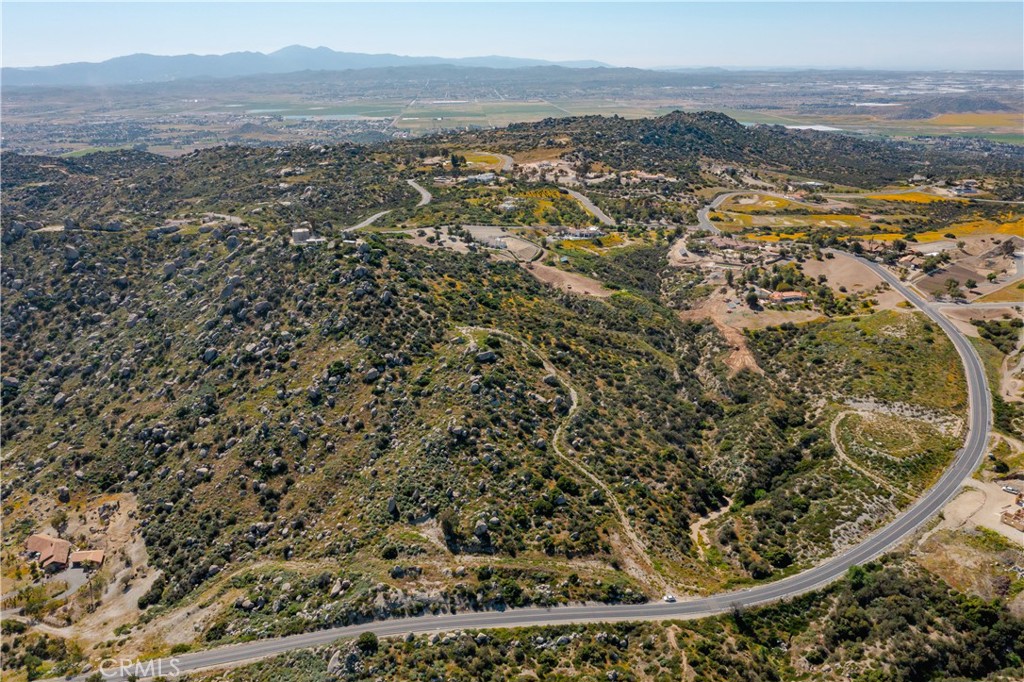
<box><xmin>799</xmin><ymin>256</ymin><xmax>880</xmax><ymax>291</ymax></box>
<box><xmin>708</xmin><ymin>315</ymin><xmax>763</xmax><ymax>376</ymax></box>
<box><xmin>933</xmin><ymin>478</ymin><xmax>1024</xmax><ymax>547</ymax></box>
<box><xmin>524</xmin><ymin>263</ymin><xmax>613</xmax><ymax>297</ymax></box>
<box><xmin>802</xmin><ymin>256</ymin><xmax>907</xmax><ymax>309</ymax></box>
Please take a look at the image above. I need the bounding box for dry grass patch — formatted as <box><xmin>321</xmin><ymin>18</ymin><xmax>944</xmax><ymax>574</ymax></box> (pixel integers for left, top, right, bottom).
<box><xmin>720</xmin><ymin>195</ymin><xmax>793</xmax><ymax>212</ymax></box>
<box><xmin>866</xmin><ymin>191</ymin><xmax>966</xmax><ymax>204</ymax></box>
<box><xmin>976</xmin><ymin>280</ymin><xmax>1024</xmax><ymax>303</ymax></box>
<box><xmin>912</xmin><ymin>215</ymin><xmax>1024</xmax><ymax>243</ymax></box>
<box><xmin>746</xmin><ymin>232</ymin><xmax>807</xmax><ymax>242</ymax></box>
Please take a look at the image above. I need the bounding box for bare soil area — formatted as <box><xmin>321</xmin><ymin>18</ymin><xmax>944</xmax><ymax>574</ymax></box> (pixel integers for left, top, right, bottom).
<box><xmin>799</xmin><ymin>256</ymin><xmax>904</xmax><ymax>310</ymax></box>
<box><xmin>708</xmin><ymin>315</ymin><xmax>763</xmax><ymax>376</ymax></box>
<box><xmin>689</xmin><ymin>500</ymin><xmax>731</xmax><ymax>560</ymax></box>
<box><xmin>401</xmin><ymin>227</ymin><xmax>471</xmax><ymax>254</ymax></box>
<box><xmin>677</xmin><ymin>288</ymin><xmax>821</xmax><ymax>375</ymax></box>
<box><xmin>940</xmin><ymin>304</ymin><xmax>1022</xmax><ymax>340</ymax></box>
<box><xmin>916</xmin><ymin>527</ymin><xmax>1024</xmax><ymax>616</ymax></box>
<box><xmin>930</xmin><ymin>478</ymin><xmax>1024</xmax><ymax>547</ymax></box>
<box><xmin>523</xmin><ymin>262</ymin><xmax>613</xmax><ymax>297</ymax></box>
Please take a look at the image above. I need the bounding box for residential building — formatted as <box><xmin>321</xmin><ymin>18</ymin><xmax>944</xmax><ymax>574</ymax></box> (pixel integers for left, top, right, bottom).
<box><xmin>25</xmin><ymin>533</ymin><xmax>72</xmax><ymax>571</ymax></box>
<box><xmin>768</xmin><ymin>291</ymin><xmax>808</xmax><ymax>304</ymax></box>
<box><xmin>70</xmin><ymin>550</ymin><xmax>105</xmax><ymax>568</ymax></box>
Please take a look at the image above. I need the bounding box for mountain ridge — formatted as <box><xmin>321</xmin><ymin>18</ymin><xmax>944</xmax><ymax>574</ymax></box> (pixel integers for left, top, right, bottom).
<box><xmin>1</xmin><ymin>45</ymin><xmax>612</xmax><ymax>87</ymax></box>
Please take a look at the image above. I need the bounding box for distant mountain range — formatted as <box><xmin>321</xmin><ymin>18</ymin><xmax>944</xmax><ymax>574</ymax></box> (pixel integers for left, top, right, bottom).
<box><xmin>1</xmin><ymin>45</ymin><xmax>611</xmax><ymax>87</ymax></box>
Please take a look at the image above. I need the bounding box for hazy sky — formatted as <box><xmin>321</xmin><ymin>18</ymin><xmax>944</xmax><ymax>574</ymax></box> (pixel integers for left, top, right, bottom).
<box><xmin>3</xmin><ymin>2</ymin><xmax>1022</xmax><ymax>70</ymax></box>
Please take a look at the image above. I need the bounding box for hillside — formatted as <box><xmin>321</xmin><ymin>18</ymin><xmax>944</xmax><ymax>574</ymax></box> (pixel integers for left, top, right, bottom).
<box><xmin>441</xmin><ymin>110</ymin><xmax>1023</xmax><ymax>186</ymax></box>
<box><xmin>4</xmin><ymin>112</ymin><xmax>1019</xmax><ymax>231</ymax></box>
<box><xmin>198</xmin><ymin>558</ymin><xmax>1024</xmax><ymax>682</ymax></box>
<box><xmin>0</xmin><ymin>114</ymin><xmax>1014</xmax><ymax>677</ymax></box>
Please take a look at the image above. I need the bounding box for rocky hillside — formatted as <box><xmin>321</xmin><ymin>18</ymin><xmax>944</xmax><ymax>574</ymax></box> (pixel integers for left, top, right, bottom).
<box><xmin>2</xmin><ymin>220</ymin><xmax>729</xmax><ymax>608</ymax></box>
<box><xmin>430</xmin><ymin>110</ymin><xmax>1024</xmax><ymax>187</ymax></box>
<box><xmin>196</xmin><ymin>558</ymin><xmax>1024</xmax><ymax>682</ymax></box>
<box><xmin>0</xmin><ymin>144</ymin><xmax>414</xmax><ymax>230</ymax></box>
<box><xmin>0</xmin><ymin>119</ymin><xmax>983</xmax><ymax>651</ymax></box>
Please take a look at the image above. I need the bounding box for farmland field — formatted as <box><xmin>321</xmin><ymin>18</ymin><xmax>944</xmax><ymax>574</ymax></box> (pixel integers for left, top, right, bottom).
<box><xmin>925</xmin><ymin>113</ymin><xmax>1024</xmax><ymax>128</ymax></box>
<box><xmin>720</xmin><ymin>195</ymin><xmax>793</xmax><ymax>212</ymax></box>
<box><xmin>458</xmin><ymin>151</ymin><xmax>505</xmax><ymax>168</ymax></box>
<box><xmin>713</xmin><ymin>210</ymin><xmax>872</xmax><ymax>235</ymax></box>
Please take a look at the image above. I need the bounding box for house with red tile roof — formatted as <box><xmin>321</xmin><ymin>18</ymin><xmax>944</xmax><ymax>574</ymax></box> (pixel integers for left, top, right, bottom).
<box><xmin>24</xmin><ymin>533</ymin><xmax>72</xmax><ymax>571</ymax></box>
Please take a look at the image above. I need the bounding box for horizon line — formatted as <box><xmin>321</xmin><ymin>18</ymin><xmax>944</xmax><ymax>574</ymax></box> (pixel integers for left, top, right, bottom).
<box><xmin>5</xmin><ymin>45</ymin><xmax>1023</xmax><ymax>73</ymax></box>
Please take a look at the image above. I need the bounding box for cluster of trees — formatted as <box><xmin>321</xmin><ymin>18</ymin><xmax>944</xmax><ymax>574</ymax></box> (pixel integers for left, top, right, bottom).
<box><xmin>972</xmin><ymin>317</ymin><xmax>1024</xmax><ymax>355</ymax></box>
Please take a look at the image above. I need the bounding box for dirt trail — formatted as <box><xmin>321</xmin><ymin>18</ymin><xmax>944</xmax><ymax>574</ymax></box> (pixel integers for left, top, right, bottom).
<box><xmin>459</xmin><ymin>326</ymin><xmax>667</xmax><ymax>593</ymax></box>
<box><xmin>666</xmin><ymin>625</ymin><xmax>696</xmax><ymax>681</ymax></box>
<box><xmin>689</xmin><ymin>499</ymin><xmax>732</xmax><ymax>560</ymax></box>
<box><xmin>708</xmin><ymin>316</ymin><xmax>763</xmax><ymax>376</ymax></box>
<box><xmin>997</xmin><ymin>323</ymin><xmax>1024</xmax><ymax>403</ymax></box>
<box><xmin>830</xmin><ymin>411</ymin><xmax>907</xmax><ymax>500</ymax></box>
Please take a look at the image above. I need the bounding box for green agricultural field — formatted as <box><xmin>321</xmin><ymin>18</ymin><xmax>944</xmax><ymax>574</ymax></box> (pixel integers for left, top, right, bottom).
<box><xmin>213</xmin><ymin>100</ymin><xmax>410</xmax><ymax>118</ymax></box>
<box><xmin>480</xmin><ymin>101</ymin><xmax>569</xmax><ymax>126</ymax></box>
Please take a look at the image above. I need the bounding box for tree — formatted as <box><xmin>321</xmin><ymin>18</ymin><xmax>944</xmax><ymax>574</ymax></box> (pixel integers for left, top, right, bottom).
<box><xmin>745</xmin><ymin>291</ymin><xmax>760</xmax><ymax>309</ymax></box>
<box><xmin>987</xmin><ymin>272</ymin><xmax>998</xmax><ymax>283</ymax></box>
<box><xmin>965</xmin><ymin>279</ymin><xmax>978</xmax><ymax>289</ymax></box>
<box><xmin>49</xmin><ymin>510</ymin><xmax>68</xmax><ymax>537</ymax></box>
<box><xmin>439</xmin><ymin>509</ymin><xmax>459</xmax><ymax>544</ymax></box>
<box><xmin>356</xmin><ymin>631</ymin><xmax>379</xmax><ymax>655</ymax></box>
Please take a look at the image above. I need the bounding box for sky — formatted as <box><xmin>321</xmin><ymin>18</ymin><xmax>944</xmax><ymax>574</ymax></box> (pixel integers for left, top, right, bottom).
<box><xmin>2</xmin><ymin>1</ymin><xmax>1022</xmax><ymax>71</ymax></box>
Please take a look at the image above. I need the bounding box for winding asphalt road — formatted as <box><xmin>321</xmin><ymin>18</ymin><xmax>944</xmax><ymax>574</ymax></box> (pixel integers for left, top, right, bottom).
<box><xmin>406</xmin><ymin>179</ymin><xmax>432</xmax><ymax>207</ymax></box>
<box><xmin>341</xmin><ymin>182</ymin><xmax>431</xmax><ymax>233</ymax></box>
<box><xmin>696</xmin><ymin>194</ymin><xmax>730</xmax><ymax>234</ymax></box>
<box><xmin>342</xmin><ymin>210</ymin><xmax>391</xmax><ymax>233</ymax></box>
<box><xmin>558</xmin><ymin>187</ymin><xmax>616</xmax><ymax>226</ymax></box>
<box><xmin>491</xmin><ymin>152</ymin><xmax>515</xmax><ymax>172</ymax></box>
<box><xmin>695</xmin><ymin>190</ymin><xmax>823</xmax><ymax>235</ymax></box>
<box><xmin>61</xmin><ymin>247</ymin><xmax>992</xmax><ymax>681</ymax></box>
